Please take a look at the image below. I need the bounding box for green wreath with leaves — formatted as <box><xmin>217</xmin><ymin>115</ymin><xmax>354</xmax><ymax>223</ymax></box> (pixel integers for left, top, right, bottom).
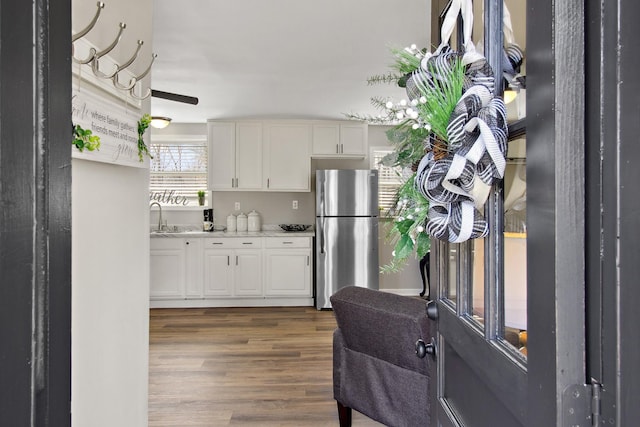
<box><xmin>137</xmin><ymin>114</ymin><xmax>153</xmax><ymax>162</ymax></box>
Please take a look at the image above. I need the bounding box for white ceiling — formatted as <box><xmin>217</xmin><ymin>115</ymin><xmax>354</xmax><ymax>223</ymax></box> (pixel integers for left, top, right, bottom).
<box><xmin>150</xmin><ymin>0</ymin><xmax>432</xmax><ymax>124</ymax></box>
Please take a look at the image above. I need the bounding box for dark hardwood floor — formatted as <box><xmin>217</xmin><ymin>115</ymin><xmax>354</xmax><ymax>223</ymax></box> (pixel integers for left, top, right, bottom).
<box><xmin>149</xmin><ymin>306</ymin><xmax>384</xmax><ymax>426</ymax></box>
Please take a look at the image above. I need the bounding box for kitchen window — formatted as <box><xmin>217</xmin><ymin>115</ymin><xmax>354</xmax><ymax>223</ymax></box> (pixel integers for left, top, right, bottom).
<box><xmin>149</xmin><ymin>139</ymin><xmax>208</xmax><ymax>206</ymax></box>
<box><xmin>370</xmin><ymin>146</ymin><xmax>410</xmax><ymax>217</ymax></box>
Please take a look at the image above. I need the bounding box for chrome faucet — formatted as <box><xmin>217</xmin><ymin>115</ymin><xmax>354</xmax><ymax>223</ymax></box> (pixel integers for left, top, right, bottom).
<box><xmin>150</xmin><ymin>202</ymin><xmax>163</xmax><ymax>232</ymax></box>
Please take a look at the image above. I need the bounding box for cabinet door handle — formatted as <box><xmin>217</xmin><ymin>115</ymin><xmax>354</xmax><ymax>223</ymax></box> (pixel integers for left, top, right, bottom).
<box><xmin>283</xmin><ymin>241</ymin><xmax>293</xmax><ymax>244</ymax></box>
<box><xmin>236</xmin><ymin>255</ymin><xmax>238</xmax><ymax>266</ymax></box>
<box><xmin>336</xmin><ymin>143</ymin><xmax>339</xmax><ymax>154</ymax></box>
<box><xmin>307</xmin><ymin>255</ymin><xmax>309</xmax><ymax>266</ymax></box>
<box><xmin>231</xmin><ymin>178</ymin><xmax>235</xmax><ymax>187</ymax></box>
<box><xmin>242</xmin><ymin>242</ymin><xmax>253</xmax><ymax>245</ymax></box>
<box><xmin>227</xmin><ymin>255</ymin><xmax>230</xmax><ymax>266</ymax></box>
<box><xmin>185</xmin><ymin>241</ymin><xmax>190</xmax><ymax>245</ymax></box>
<box><xmin>236</xmin><ymin>177</ymin><xmax>239</xmax><ymax>187</ymax></box>
<box><xmin>267</xmin><ymin>178</ymin><xmax>270</xmax><ymax>188</ymax></box>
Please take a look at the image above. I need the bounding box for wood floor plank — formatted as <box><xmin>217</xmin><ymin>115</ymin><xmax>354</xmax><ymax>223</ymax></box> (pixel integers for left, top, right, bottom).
<box><xmin>149</xmin><ymin>307</ymin><xmax>384</xmax><ymax>426</ymax></box>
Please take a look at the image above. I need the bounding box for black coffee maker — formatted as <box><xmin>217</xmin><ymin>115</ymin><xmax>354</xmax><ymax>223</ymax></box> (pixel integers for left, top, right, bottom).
<box><xmin>203</xmin><ymin>208</ymin><xmax>214</xmax><ymax>231</ymax></box>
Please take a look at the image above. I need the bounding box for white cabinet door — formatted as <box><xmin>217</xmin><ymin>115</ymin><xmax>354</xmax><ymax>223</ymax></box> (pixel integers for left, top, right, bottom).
<box><xmin>339</xmin><ymin>123</ymin><xmax>367</xmax><ymax>156</ymax></box>
<box><xmin>263</xmin><ymin>123</ymin><xmax>311</xmax><ymax>191</ymax></box>
<box><xmin>184</xmin><ymin>239</ymin><xmax>204</xmax><ymax>299</ymax></box>
<box><xmin>265</xmin><ymin>249</ymin><xmax>312</xmax><ymax>296</ymax></box>
<box><xmin>208</xmin><ymin>121</ymin><xmax>235</xmax><ymax>190</ymax></box>
<box><xmin>233</xmin><ymin>250</ymin><xmax>263</xmax><ymax>296</ymax></box>
<box><xmin>150</xmin><ymin>239</ymin><xmax>185</xmax><ymax>299</ymax></box>
<box><xmin>312</xmin><ymin>122</ymin><xmax>340</xmax><ymax>155</ymax></box>
<box><xmin>203</xmin><ymin>249</ymin><xmax>234</xmax><ymax>297</ymax></box>
<box><xmin>235</xmin><ymin>122</ymin><xmax>263</xmax><ymax>190</ymax></box>
<box><xmin>208</xmin><ymin>121</ymin><xmax>262</xmax><ymax>191</ymax></box>
<box><xmin>311</xmin><ymin>121</ymin><xmax>367</xmax><ymax>158</ymax></box>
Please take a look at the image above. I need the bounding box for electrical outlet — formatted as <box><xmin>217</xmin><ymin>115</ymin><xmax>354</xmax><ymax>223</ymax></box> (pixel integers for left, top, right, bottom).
<box><xmin>292</xmin><ymin>200</ymin><xmax>298</xmax><ymax>210</ymax></box>
<box><xmin>235</xmin><ymin>202</ymin><xmax>240</xmax><ymax>211</ymax></box>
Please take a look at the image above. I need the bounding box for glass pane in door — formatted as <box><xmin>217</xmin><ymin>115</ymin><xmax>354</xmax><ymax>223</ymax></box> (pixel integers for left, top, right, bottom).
<box><xmin>503</xmin><ymin>142</ymin><xmax>527</xmax><ymax>357</ymax></box>
<box><xmin>471</xmin><ymin>237</ymin><xmax>485</xmax><ymax>327</ymax></box>
<box><xmin>446</xmin><ymin>244</ymin><xmax>458</xmax><ymax>305</ymax></box>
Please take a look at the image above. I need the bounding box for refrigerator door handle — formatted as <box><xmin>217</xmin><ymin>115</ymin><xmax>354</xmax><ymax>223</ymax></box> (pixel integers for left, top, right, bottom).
<box><xmin>319</xmin><ymin>217</ymin><xmax>325</xmax><ymax>254</ymax></box>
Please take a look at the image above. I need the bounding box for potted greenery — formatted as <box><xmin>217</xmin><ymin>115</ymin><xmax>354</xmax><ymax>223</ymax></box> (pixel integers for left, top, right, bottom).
<box><xmin>197</xmin><ymin>190</ymin><xmax>206</xmax><ymax>206</ymax></box>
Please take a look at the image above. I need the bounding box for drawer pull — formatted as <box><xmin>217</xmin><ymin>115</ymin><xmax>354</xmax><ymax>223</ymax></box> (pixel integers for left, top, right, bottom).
<box><xmin>283</xmin><ymin>241</ymin><xmax>293</xmax><ymax>244</ymax></box>
<box><xmin>242</xmin><ymin>242</ymin><xmax>253</xmax><ymax>245</ymax></box>
<box><xmin>212</xmin><ymin>242</ymin><xmax>223</xmax><ymax>245</ymax></box>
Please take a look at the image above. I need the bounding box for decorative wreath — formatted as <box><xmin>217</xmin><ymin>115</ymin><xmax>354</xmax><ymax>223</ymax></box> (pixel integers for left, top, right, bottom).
<box><xmin>374</xmin><ymin>0</ymin><xmax>524</xmax><ymax>269</ymax></box>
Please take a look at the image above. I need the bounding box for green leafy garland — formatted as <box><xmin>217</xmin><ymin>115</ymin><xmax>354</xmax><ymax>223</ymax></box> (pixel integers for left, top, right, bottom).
<box><xmin>363</xmin><ymin>46</ymin><xmax>466</xmax><ymax>270</ymax></box>
<box><xmin>137</xmin><ymin>114</ymin><xmax>153</xmax><ymax>162</ymax></box>
<box><xmin>72</xmin><ymin>124</ymin><xmax>101</xmax><ymax>152</ymax></box>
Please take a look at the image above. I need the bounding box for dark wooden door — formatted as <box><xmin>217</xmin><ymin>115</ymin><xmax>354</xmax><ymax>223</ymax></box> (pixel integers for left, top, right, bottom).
<box><xmin>431</xmin><ymin>1</ymin><xmax>587</xmax><ymax>426</ymax></box>
<box><xmin>0</xmin><ymin>0</ymin><xmax>72</xmax><ymax>425</ymax></box>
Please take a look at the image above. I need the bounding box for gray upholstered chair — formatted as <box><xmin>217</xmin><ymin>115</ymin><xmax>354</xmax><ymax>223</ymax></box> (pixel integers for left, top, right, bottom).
<box><xmin>331</xmin><ymin>286</ymin><xmax>434</xmax><ymax>427</ymax></box>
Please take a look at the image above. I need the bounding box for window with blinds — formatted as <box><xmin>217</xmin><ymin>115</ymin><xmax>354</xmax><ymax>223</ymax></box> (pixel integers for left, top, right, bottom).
<box><xmin>149</xmin><ymin>142</ymin><xmax>208</xmax><ymax>206</ymax></box>
<box><xmin>370</xmin><ymin>147</ymin><xmax>409</xmax><ymax>217</ymax></box>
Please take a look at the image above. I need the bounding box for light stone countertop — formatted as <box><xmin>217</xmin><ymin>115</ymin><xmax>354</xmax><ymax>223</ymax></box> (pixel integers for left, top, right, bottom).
<box><xmin>150</xmin><ymin>224</ymin><xmax>315</xmax><ymax>238</ymax></box>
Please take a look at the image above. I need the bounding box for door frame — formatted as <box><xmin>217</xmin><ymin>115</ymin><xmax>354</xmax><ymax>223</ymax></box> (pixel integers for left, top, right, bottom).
<box><xmin>0</xmin><ymin>0</ymin><xmax>72</xmax><ymax>424</ymax></box>
<box><xmin>585</xmin><ymin>0</ymin><xmax>640</xmax><ymax>424</ymax></box>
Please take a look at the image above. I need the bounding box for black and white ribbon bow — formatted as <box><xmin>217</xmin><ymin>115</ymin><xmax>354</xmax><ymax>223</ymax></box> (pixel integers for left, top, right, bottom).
<box><xmin>414</xmin><ymin>53</ymin><xmax>508</xmax><ymax>243</ymax></box>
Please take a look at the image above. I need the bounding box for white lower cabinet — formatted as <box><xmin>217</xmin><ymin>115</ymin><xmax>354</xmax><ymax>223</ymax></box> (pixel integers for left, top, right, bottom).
<box><xmin>203</xmin><ymin>248</ymin><xmax>262</xmax><ymax>297</ymax></box>
<box><xmin>184</xmin><ymin>239</ymin><xmax>204</xmax><ymax>298</ymax></box>
<box><xmin>202</xmin><ymin>249</ymin><xmax>234</xmax><ymax>297</ymax></box>
<box><xmin>150</xmin><ymin>238</ymin><xmax>186</xmax><ymax>299</ymax></box>
<box><xmin>203</xmin><ymin>237</ymin><xmax>262</xmax><ymax>297</ymax></box>
<box><xmin>264</xmin><ymin>237</ymin><xmax>312</xmax><ymax>297</ymax></box>
<box><xmin>150</xmin><ymin>235</ymin><xmax>313</xmax><ymax>307</ymax></box>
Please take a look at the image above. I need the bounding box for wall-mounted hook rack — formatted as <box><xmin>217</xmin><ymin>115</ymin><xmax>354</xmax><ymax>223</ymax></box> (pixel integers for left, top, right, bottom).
<box><xmin>127</xmin><ymin>54</ymin><xmax>157</xmax><ymax>100</ymax></box>
<box><xmin>72</xmin><ymin>2</ymin><xmax>155</xmax><ymax>103</ymax></box>
<box><xmin>86</xmin><ymin>22</ymin><xmax>126</xmax><ymax>74</ymax></box>
<box><xmin>72</xmin><ymin>1</ymin><xmax>105</xmax><ymax>43</ymax></box>
<box><xmin>111</xmin><ymin>40</ymin><xmax>144</xmax><ymax>90</ymax></box>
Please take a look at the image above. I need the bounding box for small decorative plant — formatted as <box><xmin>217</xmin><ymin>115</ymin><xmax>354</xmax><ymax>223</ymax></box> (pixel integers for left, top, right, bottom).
<box><xmin>72</xmin><ymin>124</ymin><xmax>101</xmax><ymax>152</ymax></box>
<box><xmin>197</xmin><ymin>190</ymin><xmax>206</xmax><ymax>206</ymax></box>
<box><xmin>137</xmin><ymin>114</ymin><xmax>153</xmax><ymax>162</ymax></box>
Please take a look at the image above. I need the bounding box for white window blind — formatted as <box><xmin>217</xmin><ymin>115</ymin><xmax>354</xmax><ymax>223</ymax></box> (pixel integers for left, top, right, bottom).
<box><xmin>370</xmin><ymin>147</ymin><xmax>409</xmax><ymax>216</ymax></box>
<box><xmin>150</xmin><ymin>142</ymin><xmax>208</xmax><ymax>206</ymax></box>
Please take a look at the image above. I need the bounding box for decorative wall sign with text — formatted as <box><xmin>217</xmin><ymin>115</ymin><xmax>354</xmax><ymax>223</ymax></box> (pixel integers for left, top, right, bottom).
<box><xmin>72</xmin><ymin>88</ymin><xmax>149</xmax><ymax>169</ymax></box>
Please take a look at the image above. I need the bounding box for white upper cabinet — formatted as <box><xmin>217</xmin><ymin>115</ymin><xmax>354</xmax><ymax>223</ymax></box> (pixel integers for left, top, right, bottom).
<box><xmin>209</xmin><ymin>119</ymin><xmax>366</xmax><ymax>193</ymax></box>
<box><xmin>263</xmin><ymin>123</ymin><xmax>311</xmax><ymax>191</ymax></box>
<box><xmin>235</xmin><ymin>122</ymin><xmax>263</xmax><ymax>190</ymax></box>
<box><xmin>311</xmin><ymin>121</ymin><xmax>367</xmax><ymax>158</ymax></box>
<box><xmin>208</xmin><ymin>122</ymin><xmax>235</xmax><ymax>190</ymax></box>
<box><xmin>339</xmin><ymin>123</ymin><xmax>368</xmax><ymax>156</ymax></box>
<box><xmin>208</xmin><ymin>121</ymin><xmax>262</xmax><ymax>191</ymax></box>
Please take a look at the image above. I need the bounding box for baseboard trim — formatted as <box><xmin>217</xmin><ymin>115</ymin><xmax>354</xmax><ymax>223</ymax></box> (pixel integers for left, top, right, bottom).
<box><xmin>379</xmin><ymin>288</ymin><xmax>424</xmax><ymax>297</ymax></box>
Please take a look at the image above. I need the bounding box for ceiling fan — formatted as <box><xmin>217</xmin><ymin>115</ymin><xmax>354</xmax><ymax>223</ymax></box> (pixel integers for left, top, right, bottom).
<box><xmin>149</xmin><ymin>89</ymin><xmax>199</xmax><ymax>128</ymax></box>
<box><xmin>151</xmin><ymin>89</ymin><xmax>199</xmax><ymax>105</ymax></box>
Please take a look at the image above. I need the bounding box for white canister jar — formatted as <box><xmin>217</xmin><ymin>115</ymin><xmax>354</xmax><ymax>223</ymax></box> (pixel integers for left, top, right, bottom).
<box><xmin>236</xmin><ymin>212</ymin><xmax>248</xmax><ymax>232</ymax></box>
<box><xmin>226</xmin><ymin>214</ymin><xmax>237</xmax><ymax>232</ymax></box>
<box><xmin>248</xmin><ymin>210</ymin><xmax>261</xmax><ymax>232</ymax></box>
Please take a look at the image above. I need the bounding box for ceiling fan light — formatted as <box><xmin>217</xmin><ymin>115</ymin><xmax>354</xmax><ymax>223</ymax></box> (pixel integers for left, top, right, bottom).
<box><xmin>150</xmin><ymin>116</ymin><xmax>172</xmax><ymax>129</ymax></box>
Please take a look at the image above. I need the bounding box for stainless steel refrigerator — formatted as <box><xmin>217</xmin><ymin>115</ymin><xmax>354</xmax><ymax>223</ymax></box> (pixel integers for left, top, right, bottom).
<box><xmin>315</xmin><ymin>169</ymin><xmax>379</xmax><ymax>309</ymax></box>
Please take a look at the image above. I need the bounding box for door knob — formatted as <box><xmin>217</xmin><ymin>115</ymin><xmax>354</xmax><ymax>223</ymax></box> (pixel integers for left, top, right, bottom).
<box><xmin>415</xmin><ymin>337</ymin><xmax>437</xmax><ymax>359</ymax></box>
<box><xmin>426</xmin><ymin>300</ymin><xmax>438</xmax><ymax>320</ymax></box>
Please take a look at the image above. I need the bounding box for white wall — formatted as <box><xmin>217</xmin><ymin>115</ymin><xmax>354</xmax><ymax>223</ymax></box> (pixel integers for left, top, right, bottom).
<box><xmin>72</xmin><ymin>0</ymin><xmax>152</xmax><ymax>425</ymax></box>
